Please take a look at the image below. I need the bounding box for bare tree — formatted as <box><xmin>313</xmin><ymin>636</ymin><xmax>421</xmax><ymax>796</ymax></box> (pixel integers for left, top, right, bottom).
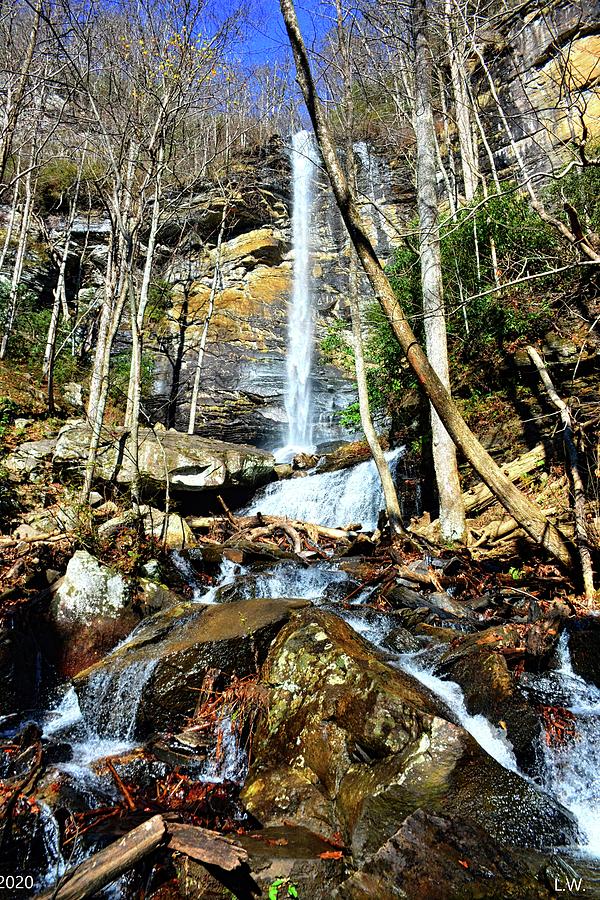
<box><xmin>278</xmin><ymin>0</ymin><xmax>572</xmax><ymax>567</ymax></box>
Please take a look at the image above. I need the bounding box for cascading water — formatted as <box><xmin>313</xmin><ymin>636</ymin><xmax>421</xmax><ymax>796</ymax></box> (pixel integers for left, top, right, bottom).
<box><xmin>245</xmin><ymin>447</ymin><xmax>404</xmax><ymax>531</ymax></box>
<box><xmin>536</xmin><ymin>631</ymin><xmax>600</xmax><ymax>855</ymax></box>
<box><xmin>278</xmin><ymin>130</ymin><xmax>319</xmax><ymax>461</ymax></box>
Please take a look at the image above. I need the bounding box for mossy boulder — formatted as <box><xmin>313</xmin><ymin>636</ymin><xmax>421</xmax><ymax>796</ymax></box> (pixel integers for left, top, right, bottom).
<box><xmin>242</xmin><ymin>610</ymin><xmax>577</xmax><ymax>863</ymax></box>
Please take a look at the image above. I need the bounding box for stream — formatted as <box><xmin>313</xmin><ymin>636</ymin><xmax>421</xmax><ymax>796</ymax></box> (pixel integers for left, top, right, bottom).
<box><xmin>15</xmin><ymin>464</ymin><xmax>599</xmax><ymax>893</ymax></box>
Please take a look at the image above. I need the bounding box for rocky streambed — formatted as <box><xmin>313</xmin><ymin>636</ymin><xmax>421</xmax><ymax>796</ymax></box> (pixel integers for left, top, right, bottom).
<box><xmin>1</xmin><ymin>529</ymin><xmax>600</xmax><ymax>899</ymax></box>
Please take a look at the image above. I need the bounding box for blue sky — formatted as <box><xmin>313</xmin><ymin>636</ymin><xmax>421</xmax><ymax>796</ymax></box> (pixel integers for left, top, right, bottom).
<box><xmin>229</xmin><ymin>0</ymin><xmax>330</xmax><ymax>65</ymax></box>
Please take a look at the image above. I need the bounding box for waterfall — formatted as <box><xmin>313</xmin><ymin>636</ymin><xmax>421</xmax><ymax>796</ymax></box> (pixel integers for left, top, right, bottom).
<box><xmin>279</xmin><ymin>130</ymin><xmax>319</xmax><ymax>460</ymax></box>
<box><xmin>245</xmin><ymin>448</ymin><xmax>403</xmax><ymax>531</ymax></box>
<box><xmin>78</xmin><ymin>659</ymin><xmax>158</xmax><ymax>741</ymax></box>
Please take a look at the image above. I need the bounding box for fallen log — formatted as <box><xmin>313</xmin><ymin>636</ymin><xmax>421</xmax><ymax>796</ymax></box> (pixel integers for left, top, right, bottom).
<box><xmin>167</xmin><ymin>822</ymin><xmax>248</xmax><ymax>871</ymax></box>
<box><xmin>410</xmin><ymin>444</ymin><xmax>548</xmax><ymax>542</ymax></box>
<box><xmin>36</xmin><ymin>815</ymin><xmax>166</xmax><ymax>900</ymax></box>
<box><xmin>527</xmin><ymin>346</ymin><xmax>595</xmax><ymax>601</ymax></box>
<box><xmin>460</xmin><ymin>444</ymin><xmax>547</xmax><ymax>515</ymax></box>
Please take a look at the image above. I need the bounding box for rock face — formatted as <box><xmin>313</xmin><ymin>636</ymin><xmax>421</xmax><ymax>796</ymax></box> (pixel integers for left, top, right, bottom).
<box><xmin>0</xmin><ymin>629</ymin><xmax>40</xmax><ymax>716</ymax></box>
<box><xmin>568</xmin><ymin>616</ymin><xmax>600</xmax><ymax>688</ymax></box>
<box><xmin>49</xmin><ymin>550</ymin><xmax>137</xmax><ymax>676</ymax></box>
<box><xmin>242</xmin><ymin>609</ymin><xmax>577</xmax><ymax>864</ymax></box>
<box><xmin>74</xmin><ymin>597</ymin><xmax>311</xmax><ymax>735</ymax></box>
<box><xmin>53</xmin><ymin>422</ymin><xmax>275</xmax><ymax>493</ymax></box>
<box><xmin>483</xmin><ymin>0</ymin><xmax>600</xmax><ymax>173</ymax></box>
<box><xmin>146</xmin><ymin>138</ymin><xmax>413</xmax><ymax>448</ymax></box>
<box><xmin>4</xmin><ymin>438</ymin><xmax>56</xmax><ymax>482</ymax></box>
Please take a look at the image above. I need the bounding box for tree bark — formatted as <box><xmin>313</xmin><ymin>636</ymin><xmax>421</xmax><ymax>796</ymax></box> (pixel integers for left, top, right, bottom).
<box><xmin>412</xmin><ymin>0</ymin><xmax>466</xmax><ymax>542</ymax></box>
<box><xmin>278</xmin><ymin>0</ymin><xmax>573</xmax><ymax>568</ymax></box>
<box><xmin>527</xmin><ymin>346</ymin><xmax>595</xmax><ymax>600</ymax></box>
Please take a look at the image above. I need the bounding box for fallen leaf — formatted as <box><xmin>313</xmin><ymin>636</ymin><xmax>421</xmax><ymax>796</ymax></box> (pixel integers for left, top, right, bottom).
<box><xmin>319</xmin><ymin>850</ymin><xmax>343</xmax><ymax>860</ymax></box>
<box><xmin>458</xmin><ymin>859</ymin><xmax>469</xmax><ymax>869</ymax></box>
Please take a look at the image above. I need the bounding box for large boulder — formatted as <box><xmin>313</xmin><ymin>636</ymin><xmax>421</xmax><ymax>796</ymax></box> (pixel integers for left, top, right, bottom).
<box><xmin>335</xmin><ymin>809</ymin><xmax>553</xmax><ymax>899</ymax></box>
<box><xmin>74</xmin><ymin>597</ymin><xmax>310</xmax><ymax>736</ymax></box>
<box><xmin>53</xmin><ymin>422</ymin><xmax>275</xmax><ymax>493</ymax></box>
<box><xmin>49</xmin><ymin>550</ymin><xmax>137</xmax><ymax>676</ymax></box>
<box><xmin>242</xmin><ymin>609</ymin><xmax>577</xmax><ymax>863</ymax></box>
<box><xmin>437</xmin><ymin>639</ymin><xmax>542</xmax><ymax>770</ymax></box>
<box><xmin>4</xmin><ymin>438</ymin><xmax>56</xmax><ymax>482</ymax></box>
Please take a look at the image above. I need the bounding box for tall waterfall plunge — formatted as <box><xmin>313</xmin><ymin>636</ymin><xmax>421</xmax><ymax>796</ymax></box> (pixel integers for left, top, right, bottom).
<box><xmin>279</xmin><ymin>130</ymin><xmax>319</xmax><ymax>460</ymax></box>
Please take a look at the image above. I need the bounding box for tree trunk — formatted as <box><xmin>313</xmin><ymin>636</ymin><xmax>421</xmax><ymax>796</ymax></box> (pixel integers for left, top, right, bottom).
<box><xmin>0</xmin><ymin>164</ymin><xmax>34</xmax><ymax>359</ymax></box>
<box><xmin>334</xmin><ymin>0</ymin><xmax>405</xmax><ymax>538</ymax></box>
<box><xmin>278</xmin><ymin>0</ymin><xmax>573</xmax><ymax>568</ymax></box>
<box><xmin>444</xmin><ymin>0</ymin><xmax>476</xmax><ymax>202</ymax></box>
<box><xmin>527</xmin><ymin>346</ymin><xmax>595</xmax><ymax>600</ymax></box>
<box><xmin>412</xmin><ymin>0</ymin><xmax>466</xmax><ymax>542</ymax></box>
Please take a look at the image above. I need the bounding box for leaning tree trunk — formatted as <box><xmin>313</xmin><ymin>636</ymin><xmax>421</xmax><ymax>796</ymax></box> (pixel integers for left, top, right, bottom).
<box><xmin>412</xmin><ymin>0</ymin><xmax>466</xmax><ymax>542</ymax></box>
<box><xmin>278</xmin><ymin>0</ymin><xmax>573</xmax><ymax>568</ymax></box>
<box><xmin>334</xmin><ymin>0</ymin><xmax>406</xmax><ymax>539</ymax></box>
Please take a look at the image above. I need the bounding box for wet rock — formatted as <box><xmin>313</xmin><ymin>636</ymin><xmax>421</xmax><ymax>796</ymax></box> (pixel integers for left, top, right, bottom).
<box><xmin>335</xmin><ymin>809</ymin><xmax>552</xmax><ymax>899</ymax></box>
<box><xmin>74</xmin><ymin>598</ymin><xmax>311</xmax><ymax>735</ymax></box>
<box><xmin>4</xmin><ymin>438</ymin><xmax>56</xmax><ymax>482</ymax></box>
<box><xmin>242</xmin><ymin>609</ymin><xmax>577</xmax><ymax>862</ymax></box>
<box><xmin>568</xmin><ymin>616</ymin><xmax>600</xmax><ymax>689</ymax></box>
<box><xmin>49</xmin><ymin>550</ymin><xmax>137</xmax><ymax>677</ymax></box>
<box><xmin>53</xmin><ymin>422</ymin><xmax>275</xmax><ymax>493</ymax></box>
<box><xmin>316</xmin><ymin>439</ymin><xmax>386</xmax><ymax>473</ymax></box>
<box><xmin>173</xmin><ymin>825</ymin><xmax>347</xmax><ymax>899</ymax></box>
<box><xmin>382</xmin><ymin>626</ymin><xmax>421</xmax><ymax>654</ymax></box>
<box><xmin>437</xmin><ymin>645</ymin><xmax>541</xmax><ymax>770</ymax></box>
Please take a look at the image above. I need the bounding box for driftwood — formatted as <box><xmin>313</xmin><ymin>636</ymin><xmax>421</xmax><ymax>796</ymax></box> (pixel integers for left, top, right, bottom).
<box><xmin>187</xmin><ymin>513</ymin><xmax>356</xmax><ymax>543</ymax></box>
<box><xmin>0</xmin><ymin>530</ymin><xmax>68</xmax><ymax>548</ymax></box>
<box><xmin>527</xmin><ymin>346</ymin><xmax>595</xmax><ymax>601</ymax></box>
<box><xmin>36</xmin><ymin>815</ymin><xmax>167</xmax><ymax>900</ymax></box>
<box><xmin>167</xmin><ymin>822</ymin><xmax>248</xmax><ymax>871</ymax></box>
<box><xmin>460</xmin><ymin>444</ymin><xmax>546</xmax><ymax>515</ymax></box>
<box><xmin>410</xmin><ymin>444</ymin><xmax>547</xmax><ymax>543</ymax></box>
<box><xmin>36</xmin><ymin>816</ymin><xmax>250</xmax><ymax>900</ymax></box>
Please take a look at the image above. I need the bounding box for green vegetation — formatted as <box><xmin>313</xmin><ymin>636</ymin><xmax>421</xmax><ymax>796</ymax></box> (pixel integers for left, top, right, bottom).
<box><xmin>268</xmin><ymin>879</ymin><xmax>299</xmax><ymax>900</ymax></box>
<box><xmin>322</xmin><ymin>175</ymin><xmax>599</xmax><ymax>433</ymax></box>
